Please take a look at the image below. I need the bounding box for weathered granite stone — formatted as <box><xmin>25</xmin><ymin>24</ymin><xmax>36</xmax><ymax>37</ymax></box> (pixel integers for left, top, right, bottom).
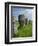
<box><xmin>18</xmin><ymin>14</ymin><xmax>25</xmax><ymax>26</ymax></box>
<box><xmin>11</xmin><ymin>16</ymin><xmax>16</xmax><ymax>37</ymax></box>
<box><xmin>18</xmin><ymin>14</ymin><xmax>28</xmax><ymax>27</ymax></box>
<box><xmin>25</xmin><ymin>18</ymin><xmax>28</xmax><ymax>25</ymax></box>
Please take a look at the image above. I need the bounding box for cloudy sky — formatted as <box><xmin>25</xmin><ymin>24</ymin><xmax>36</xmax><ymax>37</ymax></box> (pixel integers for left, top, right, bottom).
<box><xmin>11</xmin><ymin>6</ymin><xmax>33</xmax><ymax>20</ymax></box>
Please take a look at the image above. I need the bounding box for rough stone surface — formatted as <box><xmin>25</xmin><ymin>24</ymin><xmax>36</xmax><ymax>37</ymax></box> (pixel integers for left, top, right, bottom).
<box><xmin>11</xmin><ymin>16</ymin><xmax>16</xmax><ymax>37</ymax></box>
<box><xmin>18</xmin><ymin>14</ymin><xmax>28</xmax><ymax>26</ymax></box>
<box><xmin>18</xmin><ymin>14</ymin><xmax>25</xmax><ymax>26</ymax></box>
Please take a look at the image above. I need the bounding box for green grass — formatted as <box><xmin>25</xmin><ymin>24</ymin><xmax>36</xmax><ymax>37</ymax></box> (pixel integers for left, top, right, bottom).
<box><xmin>15</xmin><ymin>22</ymin><xmax>32</xmax><ymax>37</ymax></box>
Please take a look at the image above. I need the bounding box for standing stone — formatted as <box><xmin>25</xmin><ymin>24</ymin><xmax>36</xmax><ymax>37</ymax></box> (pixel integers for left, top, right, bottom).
<box><xmin>18</xmin><ymin>14</ymin><xmax>25</xmax><ymax>27</ymax></box>
<box><xmin>25</xmin><ymin>18</ymin><xmax>28</xmax><ymax>25</ymax></box>
<box><xmin>11</xmin><ymin>16</ymin><xmax>16</xmax><ymax>38</ymax></box>
<box><xmin>29</xmin><ymin>20</ymin><xmax>32</xmax><ymax>24</ymax></box>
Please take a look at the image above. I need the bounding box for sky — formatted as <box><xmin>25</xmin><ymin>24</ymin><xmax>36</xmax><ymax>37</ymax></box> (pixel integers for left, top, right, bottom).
<box><xmin>11</xmin><ymin>6</ymin><xmax>33</xmax><ymax>20</ymax></box>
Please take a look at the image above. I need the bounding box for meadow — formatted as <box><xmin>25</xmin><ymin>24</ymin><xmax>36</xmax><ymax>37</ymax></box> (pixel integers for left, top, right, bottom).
<box><xmin>15</xmin><ymin>21</ymin><xmax>32</xmax><ymax>37</ymax></box>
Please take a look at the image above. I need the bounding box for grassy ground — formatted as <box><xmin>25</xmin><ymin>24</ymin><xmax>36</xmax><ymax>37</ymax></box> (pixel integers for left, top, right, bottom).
<box><xmin>15</xmin><ymin>22</ymin><xmax>32</xmax><ymax>37</ymax></box>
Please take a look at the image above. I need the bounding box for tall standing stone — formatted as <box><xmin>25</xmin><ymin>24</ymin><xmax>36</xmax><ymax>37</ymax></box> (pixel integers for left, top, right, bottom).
<box><xmin>25</xmin><ymin>18</ymin><xmax>28</xmax><ymax>25</ymax></box>
<box><xmin>18</xmin><ymin>14</ymin><xmax>25</xmax><ymax>27</ymax></box>
<box><xmin>11</xmin><ymin>16</ymin><xmax>16</xmax><ymax>38</ymax></box>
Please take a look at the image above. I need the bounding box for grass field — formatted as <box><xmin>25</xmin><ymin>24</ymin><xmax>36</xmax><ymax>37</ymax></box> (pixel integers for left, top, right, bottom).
<box><xmin>15</xmin><ymin>21</ymin><xmax>32</xmax><ymax>37</ymax></box>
